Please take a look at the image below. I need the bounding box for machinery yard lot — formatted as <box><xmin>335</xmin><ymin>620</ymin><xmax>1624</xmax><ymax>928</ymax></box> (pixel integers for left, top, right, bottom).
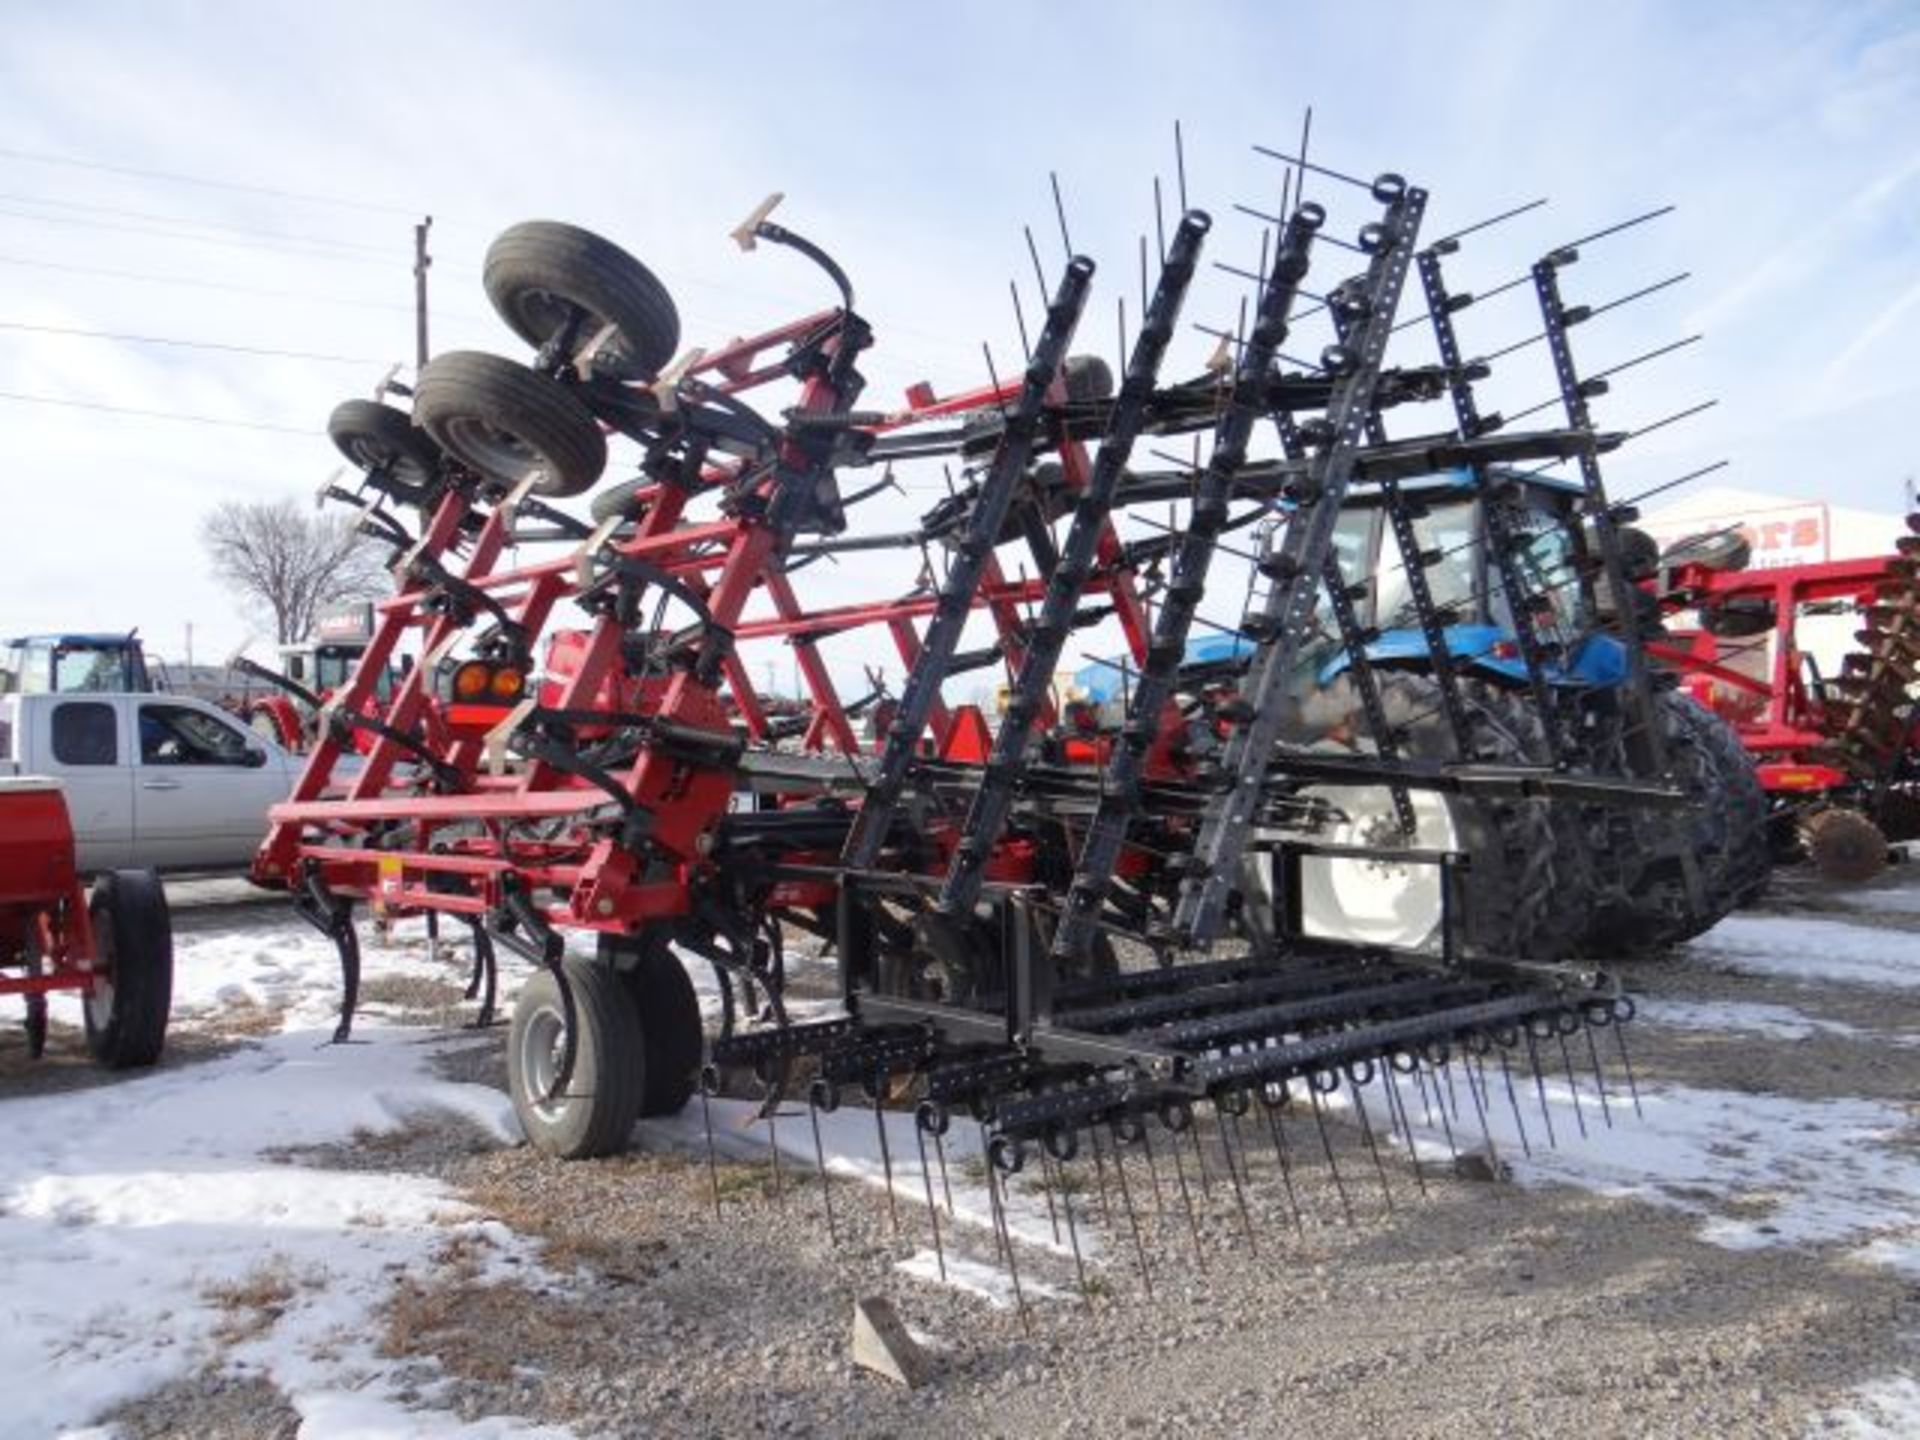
<box><xmin>2</xmin><ymin>871</ymin><xmax>1916</xmax><ymax>1439</ymax></box>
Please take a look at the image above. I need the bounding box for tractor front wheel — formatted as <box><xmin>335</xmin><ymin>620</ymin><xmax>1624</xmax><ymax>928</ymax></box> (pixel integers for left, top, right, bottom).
<box><xmin>507</xmin><ymin>958</ymin><xmax>644</xmax><ymax>1159</ymax></box>
<box><xmin>84</xmin><ymin>870</ymin><xmax>173</xmax><ymax>1069</ymax></box>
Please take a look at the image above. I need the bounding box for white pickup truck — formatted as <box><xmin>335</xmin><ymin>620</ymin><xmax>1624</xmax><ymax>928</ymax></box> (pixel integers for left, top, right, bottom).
<box><xmin>0</xmin><ymin>691</ymin><xmax>303</xmax><ymax>872</ymax></box>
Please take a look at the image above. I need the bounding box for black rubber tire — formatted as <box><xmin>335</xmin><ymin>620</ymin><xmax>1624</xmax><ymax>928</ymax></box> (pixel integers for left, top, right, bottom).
<box><xmin>1062</xmin><ymin>354</ymin><xmax>1114</xmax><ymax>402</ymax></box>
<box><xmin>603</xmin><ymin>935</ymin><xmax>704</xmax><ymax>1118</ymax></box>
<box><xmin>1662</xmin><ymin>528</ymin><xmax>1752</xmax><ymax>574</ymax></box>
<box><xmin>1701</xmin><ymin>597</ymin><xmax>1775</xmax><ymax>639</ymax></box>
<box><xmin>84</xmin><ymin>870</ymin><xmax>172</xmax><ymax>1069</ymax></box>
<box><xmin>588</xmin><ymin>476</ymin><xmax>650</xmax><ymax>526</ymax></box>
<box><xmin>327</xmin><ymin>399</ymin><xmax>442</xmax><ymax>491</ymax></box>
<box><xmin>484</xmin><ymin>221</ymin><xmax>680</xmax><ymax>381</ymax></box>
<box><xmin>1690</xmin><ymin>701</ymin><xmax>1771</xmax><ymax>913</ymax></box>
<box><xmin>1613</xmin><ymin>525</ymin><xmax>1661</xmax><ymax>582</ymax></box>
<box><xmin>414</xmin><ymin>350</ymin><xmax>606</xmax><ymax>497</ymax></box>
<box><xmin>507</xmin><ymin>958</ymin><xmax>644</xmax><ymax>1159</ymax></box>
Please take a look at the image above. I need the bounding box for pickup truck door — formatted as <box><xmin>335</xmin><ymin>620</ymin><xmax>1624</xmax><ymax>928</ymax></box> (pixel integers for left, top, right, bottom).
<box><xmin>131</xmin><ymin>699</ymin><xmax>292</xmax><ymax>869</ymax></box>
<box><xmin>36</xmin><ymin>698</ymin><xmax>135</xmax><ymax>870</ymax></box>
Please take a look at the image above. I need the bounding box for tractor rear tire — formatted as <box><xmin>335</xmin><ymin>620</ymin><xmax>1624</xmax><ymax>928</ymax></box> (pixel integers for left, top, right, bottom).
<box><xmin>603</xmin><ymin>936</ymin><xmax>704</xmax><ymax>1118</ymax></box>
<box><xmin>84</xmin><ymin>870</ymin><xmax>173</xmax><ymax>1069</ymax></box>
<box><xmin>414</xmin><ymin>350</ymin><xmax>607</xmax><ymax>497</ymax></box>
<box><xmin>327</xmin><ymin>399</ymin><xmax>443</xmax><ymax>495</ymax></box>
<box><xmin>484</xmin><ymin>221</ymin><xmax>681</xmax><ymax>381</ymax></box>
<box><xmin>1802</xmin><ymin>807</ymin><xmax>1888</xmax><ymax>885</ymax></box>
<box><xmin>507</xmin><ymin>958</ymin><xmax>643</xmax><ymax>1159</ymax></box>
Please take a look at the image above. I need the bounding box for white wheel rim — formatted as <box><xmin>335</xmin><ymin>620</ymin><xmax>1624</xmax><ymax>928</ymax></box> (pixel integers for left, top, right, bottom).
<box><xmin>517</xmin><ymin>1002</ymin><xmax>570</xmax><ymax>1119</ymax></box>
<box><xmin>1297</xmin><ymin>783</ymin><xmax>1459</xmax><ymax>951</ymax></box>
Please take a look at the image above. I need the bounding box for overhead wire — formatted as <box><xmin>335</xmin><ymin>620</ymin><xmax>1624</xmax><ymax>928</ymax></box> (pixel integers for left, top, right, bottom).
<box><xmin>0</xmin><ymin>144</ymin><xmax>425</xmax><ymax>216</ymax></box>
<box><xmin>0</xmin><ymin>318</ymin><xmax>383</xmax><ymax>364</ymax></box>
<box><xmin>0</xmin><ymin>388</ymin><xmax>320</xmax><ymax>435</ymax></box>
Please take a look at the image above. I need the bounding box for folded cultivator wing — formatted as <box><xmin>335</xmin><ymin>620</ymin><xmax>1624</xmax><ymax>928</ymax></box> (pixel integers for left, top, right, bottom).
<box><xmin>255</xmin><ymin>129</ymin><xmax>1747</xmax><ymax>1295</ymax></box>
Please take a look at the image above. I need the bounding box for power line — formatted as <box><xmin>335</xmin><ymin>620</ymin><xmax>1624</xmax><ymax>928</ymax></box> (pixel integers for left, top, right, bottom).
<box><xmin>0</xmin><ymin>144</ymin><xmax>424</xmax><ymax>216</ymax></box>
<box><xmin>0</xmin><ymin>318</ymin><xmax>383</xmax><ymax>364</ymax></box>
<box><xmin>0</xmin><ymin>190</ymin><xmax>401</xmax><ymax>256</ymax></box>
<box><xmin>0</xmin><ymin>203</ymin><xmax>407</xmax><ymax>267</ymax></box>
<box><xmin>0</xmin><ymin>388</ymin><xmax>319</xmax><ymax>435</ymax></box>
<box><xmin>0</xmin><ymin>253</ymin><xmax>485</xmax><ymax>321</ymax></box>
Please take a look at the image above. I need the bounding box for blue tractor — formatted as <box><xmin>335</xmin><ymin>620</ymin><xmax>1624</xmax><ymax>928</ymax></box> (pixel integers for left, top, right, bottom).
<box><xmin>1248</xmin><ymin>465</ymin><xmax>1768</xmax><ymax>962</ymax></box>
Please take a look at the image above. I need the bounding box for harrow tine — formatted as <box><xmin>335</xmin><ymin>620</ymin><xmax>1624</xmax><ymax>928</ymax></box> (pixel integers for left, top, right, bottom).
<box><xmin>1382</xmin><ymin>1064</ymin><xmax>1429</xmax><ymax>1199</ymax></box>
<box><xmin>1138</xmin><ymin>1125</ymin><xmax>1167</xmax><ymax>1216</ymax></box>
<box><xmin>1189</xmin><ymin>1115</ymin><xmax>1214</xmax><ymax>1198</ymax></box>
<box><xmin>1523</xmin><ymin>1028</ymin><xmax>1559</xmax><ymax>1148</ymax></box>
<box><xmin>1495</xmin><ymin>1045</ymin><xmax>1533</xmax><ymax>1158</ymax></box>
<box><xmin>1259</xmin><ymin>1088</ymin><xmax>1305</xmax><ymax>1234</ymax></box>
<box><xmin>873</xmin><ymin>1084</ymin><xmax>900</xmax><ymax>1235</ymax></box>
<box><xmin>934</xmin><ymin>1126</ymin><xmax>956</xmax><ymax>1214</ymax></box>
<box><xmin>1307</xmin><ymin>1079</ymin><xmax>1355</xmax><ymax>1226</ymax></box>
<box><xmin>1110</xmin><ymin>1127</ymin><xmax>1156</xmax><ymax>1299</ymax></box>
<box><xmin>1584</xmin><ymin>1025</ymin><xmax>1615</xmax><ymax>1128</ymax></box>
<box><xmin>767</xmin><ymin>1107</ymin><xmax>785</xmax><ymax>1209</ymax></box>
<box><xmin>1164</xmin><ymin>1114</ymin><xmax>1209</xmax><ymax>1267</ymax></box>
<box><xmin>915</xmin><ymin>1123</ymin><xmax>947</xmax><ymax>1284</ymax></box>
<box><xmin>1038</xmin><ymin>1150</ymin><xmax>1064</xmax><ymax>1246</ymax></box>
<box><xmin>1556</xmin><ymin>1028</ymin><xmax>1589</xmax><ymax>1140</ymax></box>
<box><xmin>1347</xmin><ymin>1066</ymin><xmax>1396</xmax><ymax>1213</ymax></box>
<box><xmin>699</xmin><ymin>1077</ymin><xmax>722</xmax><ymax>1219</ymax></box>
<box><xmin>1057</xmin><ymin>1155</ymin><xmax>1093</xmax><ymax>1313</ymax></box>
<box><xmin>1614</xmin><ymin>1020</ymin><xmax>1645</xmax><ymax>1118</ymax></box>
<box><xmin>1088</xmin><ymin>1123</ymin><xmax>1115</xmax><ymax>1229</ymax></box>
<box><xmin>1215</xmin><ymin>1100</ymin><xmax>1259</xmax><ymax>1253</ymax></box>
<box><xmin>809</xmin><ymin>1085</ymin><xmax>838</xmax><ymax>1245</ymax></box>
<box><xmin>1461</xmin><ymin>1045</ymin><xmax>1502</xmax><ymax>1169</ymax></box>
<box><xmin>1411</xmin><ymin>1062</ymin><xmax>1437</xmax><ymax>1130</ymax></box>
<box><xmin>987</xmin><ymin>1156</ymin><xmax>1033</xmax><ymax>1337</ymax></box>
<box><xmin>1424</xmin><ymin>1058</ymin><xmax>1460</xmax><ymax>1161</ymax></box>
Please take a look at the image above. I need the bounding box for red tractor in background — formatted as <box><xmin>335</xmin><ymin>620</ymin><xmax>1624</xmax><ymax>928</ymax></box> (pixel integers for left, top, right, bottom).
<box><xmin>1651</xmin><ymin>512</ymin><xmax>1920</xmax><ymax>881</ymax></box>
<box><xmin>0</xmin><ymin>779</ymin><xmax>173</xmax><ymax>1067</ymax></box>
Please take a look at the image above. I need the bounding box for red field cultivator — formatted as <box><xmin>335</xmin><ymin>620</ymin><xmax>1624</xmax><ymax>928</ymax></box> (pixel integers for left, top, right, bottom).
<box><xmin>1653</xmin><ymin>517</ymin><xmax>1920</xmax><ymax>881</ymax></box>
<box><xmin>253</xmin><ymin>131</ymin><xmax>1742</xmax><ymax>1275</ymax></box>
<box><xmin>1</xmin><ymin>779</ymin><xmax>172</xmax><ymax>1067</ymax></box>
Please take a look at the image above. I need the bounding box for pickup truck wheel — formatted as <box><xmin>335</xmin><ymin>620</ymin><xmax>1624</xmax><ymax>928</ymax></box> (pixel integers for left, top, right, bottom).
<box><xmin>327</xmin><ymin>399</ymin><xmax>442</xmax><ymax>496</ymax></box>
<box><xmin>507</xmin><ymin>958</ymin><xmax>643</xmax><ymax>1159</ymax></box>
<box><xmin>84</xmin><ymin>870</ymin><xmax>173</xmax><ymax>1069</ymax></box>
<box><xmin>603</xmin><ymin>935</ymin><xmax>704</xmax><ymax>1117</ymax></box>
<box><xmin>414</xmin><ymin>350</ymin><xmax>607</xmax><ymax>498</ymax></box>
<box><xmin>484</xmin><ymin>221</ymin><xmax>681</xmax><ymax>381</ymax></box>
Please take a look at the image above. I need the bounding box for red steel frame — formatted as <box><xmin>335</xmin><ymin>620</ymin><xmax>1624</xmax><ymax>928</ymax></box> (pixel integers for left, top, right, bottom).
<box><xmin>1650</xmin><ymin>556</ymin><xmax>1900</xmax><ymax>794</ymax></box>
<box><xmin>0</xmin><ymin>785</ymin><xmax>100</xmax><ymax>1002</ymax></box>
<box><xmin>255</xmin><ymin>304</ymin><xmax>1154</xmax><ymax>940</ymax></box>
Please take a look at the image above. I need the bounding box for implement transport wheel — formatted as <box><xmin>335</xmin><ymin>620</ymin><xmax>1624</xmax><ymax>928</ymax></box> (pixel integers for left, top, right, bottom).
<box><xmin>1803</xmin><ymin>807</ymin><xmax>1888</xmax><ymax>885</ymax></box>
<box><xmin>602</xmin><ymin>934</ymin><xmax>703</xmax><ymax>1118</ymax></box>
<box><xmin>414</xmin><ymin>350</ymin><xmax>607</xmax><ymax>498</ymax></box>
<box><xmin>484</xmin><ymin>221</ymin><xmax>681</xmax><ymax>381</ymax></box>
<box><xmin>327</xmin><ymin>399</ymin><xmax>443</xmax><ymax>494</ymax></box>
<box><xmin>508</xmin><ymin>958</ymin><xmax>643</xmax><ymax>1159</ymax></box>
<box><xmin>84</xmin><ymin>870</ymin><xmax>173</xmax><ymax>1069</ymax></box>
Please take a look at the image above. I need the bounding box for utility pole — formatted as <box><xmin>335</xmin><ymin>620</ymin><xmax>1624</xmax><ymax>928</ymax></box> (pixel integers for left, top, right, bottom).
<box><xmin>413</xmin><ymin>216</ymin><xmax>433</xmax><ymax>369</ymax></box>
<box><xmin>185</xmin><ymin>622</ymin><xmax>194</xmax><ymax>677</ymax></box>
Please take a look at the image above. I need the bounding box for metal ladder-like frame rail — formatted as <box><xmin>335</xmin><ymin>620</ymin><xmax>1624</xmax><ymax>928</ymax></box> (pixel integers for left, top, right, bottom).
<box><xmin>840</xmin><ymin>255</ymin><xmax>1096</xmax><ymax>870</ymax></box>
<box><xmin>1046</xmin><ymin>200</ymin><xmax>1328</xmax><ymax>969</ymax></box>
<box><xmin>1174</xmin><ymin>181</ymin><xmax>1430</xmax><ymax>947</ymax></box>
<box><xmin>1417</xmin><ymin>244</ymin><xmax>1573</xmax><ymax>765</ymax></box>
<box><xmin>936</xmin><ymin>213</ymin><xmax>1212</xmax><ymax>919</ymax></box>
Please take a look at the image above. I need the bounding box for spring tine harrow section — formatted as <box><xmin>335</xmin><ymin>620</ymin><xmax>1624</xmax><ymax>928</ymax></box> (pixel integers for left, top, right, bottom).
<box><xmin>1176</xmin><ymin>178</ymin><xmax>1427</xmax><ymax>945</ymax></box>
<box><xmin>1048</xmin><ymin>199</ymin><xmax>1325</xmax><ymax>968</ymax></box>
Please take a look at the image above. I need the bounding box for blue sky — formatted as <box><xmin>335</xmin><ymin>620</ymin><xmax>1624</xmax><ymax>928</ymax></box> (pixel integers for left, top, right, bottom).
<box><xmin>1</xmin><ymin>0</ymin><xmax>1915</xmax><ymax>682</ymax></box>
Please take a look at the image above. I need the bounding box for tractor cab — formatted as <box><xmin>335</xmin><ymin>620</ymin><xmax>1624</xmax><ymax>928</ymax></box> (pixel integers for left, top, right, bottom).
<box><xmin>1314</xmin><ymin>466</ymin><xmax>1626</xmax><ymax>690</ymax></box>
<box><xmin>0</xmin><ymin>633</ymin><xmax>154</xmax><ymax>696</ymax></box>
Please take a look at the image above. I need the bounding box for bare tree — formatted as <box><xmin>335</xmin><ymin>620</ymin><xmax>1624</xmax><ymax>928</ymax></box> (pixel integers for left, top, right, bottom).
<box><xmin>200</xmin><ymin>499</ymin><xmax>388</xmax><ymax>644</ymax></box>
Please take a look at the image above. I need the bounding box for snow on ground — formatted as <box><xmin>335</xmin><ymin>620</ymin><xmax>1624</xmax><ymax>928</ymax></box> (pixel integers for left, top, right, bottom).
<box><xmin>1328</xmin><ymin>905</ymin><xmax>1920</xmax><ymax>1265</ymax></box>
<box><xmin>1638</xmin><ymin>996</ymin><xmax>1879</xmax><ymax>1042</ymax></box>
<box><xmin>1812</xmin><ymin>1370</ymin><xmax>1920</xmax><ymax>1438</ymax></box>
<box><xmin>0</xmin><ymin>1021</ymin><xmax>567</xmax><ymax>1438</ymax></box>
<box><xmin>1836</xmin><ymin>886</ymin><xmax>1920</xmax><ymax>917</ymax></box>
<box><xmin>1684</xmin><ymin>914</ymin><xmax>1920</xmax><ymax>989</ymax></box>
